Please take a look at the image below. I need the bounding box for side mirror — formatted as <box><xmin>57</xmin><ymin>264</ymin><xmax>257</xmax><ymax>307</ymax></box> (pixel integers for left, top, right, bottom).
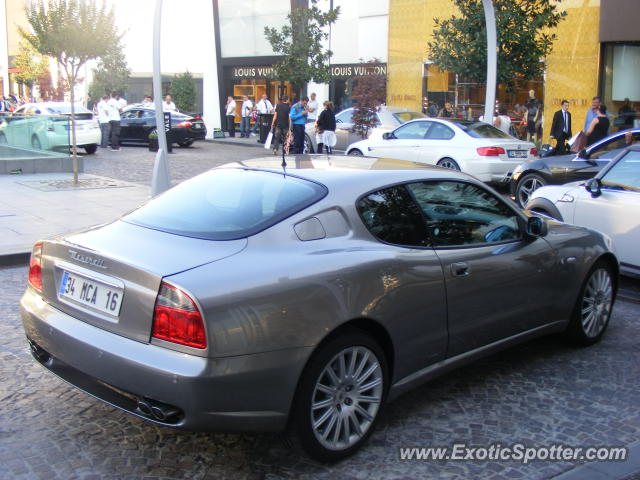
<box><xmin>585</xmin><ymin>178</ymin><xmax>602</xmax><ymax>198</ymax></box>
<box><xmin>382</xmin><ymin>132</ymin><xmax>393</xmax><ymax>140</ymax></box>
<box><xmin>526</xmin><ymin>216</ymin><xmax>548</xmax><ymax>237</ymax></box>
<box><xmin>577</xmin><ymin>149</ymin><xmax>589</xmax><ymax>159</ymax></box>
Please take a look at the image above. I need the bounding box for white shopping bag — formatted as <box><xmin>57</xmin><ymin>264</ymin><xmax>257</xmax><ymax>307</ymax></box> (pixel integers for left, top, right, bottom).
<box><xmin>264</xmin><ymin>131</ymin><xmax>273</xmax><ymax>149</ymax></box>
<box><xmin>324</xmin><ymin>131</ymin><xmax>337</xmax><ymax>148</ymax></box>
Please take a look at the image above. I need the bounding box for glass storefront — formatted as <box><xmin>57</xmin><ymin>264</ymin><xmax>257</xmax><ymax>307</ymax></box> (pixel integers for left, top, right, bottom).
<box><xmin>601</xmin><ymin>43</ymin><xmax>640</xmax><ymax>131</ymax></box>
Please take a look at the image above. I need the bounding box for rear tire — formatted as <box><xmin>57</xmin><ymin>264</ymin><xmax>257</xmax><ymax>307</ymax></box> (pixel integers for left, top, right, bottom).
<box><xmin>286</xmin><ymin>330</ymin><xmax>387</xmax><ymax>462</ymax></box>
<box><xmin>304</xmin><ymin>135</ymin><xmax>314</xmax><ymax>154</ymax></box>
<box><xmin>348</xmin><ymin>149</ymin><xmax>363</xmax><ymax>156</ymax></box>
<box><xmin>437</xmin><ymin>157</ymin><xmax>460</xmax><ymax>170</ymax></box>
<box><xmin>84</xmin><ymin>144</ymin><xmax>98</xmax><ymax>154</ymax></box>
<box><xmin>566</xmin><ymin>261</ymin><xmax>615</xmax><ymax>346</ymax></box>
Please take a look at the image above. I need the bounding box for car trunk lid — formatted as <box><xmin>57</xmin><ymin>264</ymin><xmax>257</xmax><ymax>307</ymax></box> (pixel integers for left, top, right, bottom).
<box><xmin>37</xmin><ymin>220</ymin><xmax>247</xmax><ymax>343</ymax></box>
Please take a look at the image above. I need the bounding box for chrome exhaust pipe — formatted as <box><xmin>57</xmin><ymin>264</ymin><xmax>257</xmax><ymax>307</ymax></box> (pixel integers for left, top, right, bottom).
<box><xmin>137</xmin><ymin>400</ymin><xmax>153</xmax><ymax>416</ymax></box>
<box><xmin>150</xmin><ymin>404</ymin><xmax>180</xmax><ymax>422</ymax></box>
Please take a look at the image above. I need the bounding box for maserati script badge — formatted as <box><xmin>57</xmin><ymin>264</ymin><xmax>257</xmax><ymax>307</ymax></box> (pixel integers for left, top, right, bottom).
<box><xmin>69</xmin><ymin>250</ymin><xmax>107</xmax><ymax>269</ymax></box>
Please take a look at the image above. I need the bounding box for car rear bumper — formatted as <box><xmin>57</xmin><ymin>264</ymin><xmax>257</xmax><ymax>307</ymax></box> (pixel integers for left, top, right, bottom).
<box><xmin>465</xmin><ymin>157</ymin><xmax>523</xmax><ymax>184</ymax></box>
<box><xmin>20</xmin><ymin>288</ymin><xmax>311</xmax><ymax>432</ymax></box>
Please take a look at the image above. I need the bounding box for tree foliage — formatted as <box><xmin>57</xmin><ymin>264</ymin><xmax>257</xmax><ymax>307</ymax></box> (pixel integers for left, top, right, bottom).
<box><xmin>170</xmin><ymin>71</ymin><xmax>197</xmax><ymax>113</ymax></box>
<box><xmin>36</xmin><ymin>66</ymin><xmax>64</xmax><ymax>101</ymax></box>
<box><xmin>88</xmin><ymin>40</ymin><xmax>131</xmax><ymax>101</ymax></box>
<box><xmin>20</xmin><ymin>0</ymin><xmax>121</xmax><ymax>182</ymax></box>
<box><xmin>428</xmin><ymin>0</ymin><xmax>566</xmax><ymax>89</ymax></box>
<box><xmin>14</xmin><ymin>41</ymin><xmax>47</xmax><ymax>92</ymax></box>
<box><xmin>264</xmin><ymin>0</ymin><xmax>339</xmax><ymax>90</ymax></box>
<box><xmin>351</xmin><ymin>60</ymin><xmax>387</xmax><ymax>139</ymax></box>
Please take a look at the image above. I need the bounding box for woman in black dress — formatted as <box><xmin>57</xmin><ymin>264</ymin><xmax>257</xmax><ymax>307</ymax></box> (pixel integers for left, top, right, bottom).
<box><xmin>315</xmin><ymin>101</ymin><xmax>336</xmax><ymax>154</ymax></box>
<box><xmin>586</xmin><ymin>104</ymin><xmax>610</xmax><ymax>146</ymax></box>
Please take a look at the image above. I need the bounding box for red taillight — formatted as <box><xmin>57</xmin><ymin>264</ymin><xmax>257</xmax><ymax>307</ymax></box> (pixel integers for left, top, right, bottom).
<box><xmin>193</xmin><ymin>116</ymin><xmax>201</xmax><ymax>120</ymax></box>
<box><xmin>530</xmin><ymin>148</ymin><xmax>538</xmax><ymax>156</ymax></box>
<box><xmin>477</xmin><ymin>146</ymin><xmax>506</xmax><ymax>156</ymax></box>
<box><xmin>176</xmin><ymin>121</ymin><xmax>192</xmax><ymax>128</ymax></box>
<box><xmin>152</xmin><ymin>282</ymin><xmax>206</xmax><ymax>349</ymax></box>
<box><xmin>28</xmin><ymin>242</ymin><xmax>43</xmax><ymax>291</ymax></box>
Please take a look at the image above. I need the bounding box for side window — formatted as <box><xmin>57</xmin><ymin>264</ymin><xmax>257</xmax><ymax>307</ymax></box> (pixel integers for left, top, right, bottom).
<box><xmin>121</xmin><ymin>110</ymin><xmax>139</xmax><ymax>119</ymax></box>
<box><xmin>357</xmin><ymin>185</ymin><xmax>429</xmax><ymax>247</ymax></box>
<box><xmin>600</xmin><ymin>150</ymin><xmax>640</xmax><ymax>192</ymax></box>
<box><xmin>393</xmin><ymin>121</ymin><xmax>430</xmax><ymax>139</ymax></box>
<box><xmin>335</xmin><ymin>109</ymin><xmax>353</xmax><ymax>124</ymax></box>
<box><xmin>425</xmin><ymin>122</ymin><xmax>455</xmax><ymax>140</ymax></box>
<box><xmin>589</xmin><ymin>135</ymin><xmax>628</xmax><ymax>160</ymax></box>
<box><xmin>407</xmin><ymin>181</ymin><xmax>522</xmax><ymax>247</ymax></box>
<box><xmin>142</xmin><ymin>110</ymin><xmax>155</xmax><ymax>118</ymax></box>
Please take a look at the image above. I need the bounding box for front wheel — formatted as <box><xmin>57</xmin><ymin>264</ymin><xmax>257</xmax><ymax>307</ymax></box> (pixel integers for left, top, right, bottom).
<box><xmin>347</xmin><ymin>149</ymin><xmax>363</xmax><ymax>156</ymax></box>
<box><xmin>566</xmin><ymin>261</ymin><xmax>615</xmax><ymax>346</ymax></box>
<box><xmin>287</xmin><ymin>330</ymin><xmax>387</xmax><ymax>462</ymax></box>
<box><xmin>516</xmin><ymin>173</ymin><xmax>547</xmax><ymax>207</ymax></box>
<box><xmin>437</xmin><ymin>157</ymin><xmax>460</xmax><ymax>170</ymax></box>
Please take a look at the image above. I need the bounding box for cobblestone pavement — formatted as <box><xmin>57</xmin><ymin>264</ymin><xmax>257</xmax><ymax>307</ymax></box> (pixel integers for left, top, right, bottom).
<box><xmin>1</xmin><ymin>265</ymin><xmax>639</xmax><ymax>479</ymax></box>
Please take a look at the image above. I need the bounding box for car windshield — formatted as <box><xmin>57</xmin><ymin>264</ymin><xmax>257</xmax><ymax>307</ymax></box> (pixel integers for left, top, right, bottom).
<box><xmin>456</xmin><ymin>121</ymin><xmax>512</xmax><ymax>139</ymax></box>
<box><xmin>392</xmin><ymin>111</ymin><xmax>427</xmax><ymax>123</ymax></box>
<box><xmin>44</xmin><ymin>105</ymin><xmax>91</xmax><ymax>115</ymax></box>
<box><xmin>123</xmin><ymin>169</ymin><xmax>328</xmax><ymax>240</ymax></box>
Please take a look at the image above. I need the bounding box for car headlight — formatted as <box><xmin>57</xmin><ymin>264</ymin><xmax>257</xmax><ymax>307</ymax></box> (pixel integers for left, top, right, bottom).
<box><xmin>558</xmin><ymin>194</ymin><xmax>574</xmax><ymax>203</ymax></box>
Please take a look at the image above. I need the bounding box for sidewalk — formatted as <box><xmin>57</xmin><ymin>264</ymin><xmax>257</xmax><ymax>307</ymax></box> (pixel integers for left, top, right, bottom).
<box><xmin>0</xmin><ymin>172</ymin><xmax>150</xmax><ymax>263</ymax></box>
<box><xmin>209</xmin><ymin>134</ymin><xmax>269</xmax><ymax>149</ymax></box>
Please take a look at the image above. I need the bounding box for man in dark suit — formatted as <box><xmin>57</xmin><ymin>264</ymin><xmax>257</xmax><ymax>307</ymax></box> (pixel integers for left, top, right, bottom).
<box><xmin>550</xmin><ymin>99</ymin><xmax>572</xmax><ymax>155</ymax></box>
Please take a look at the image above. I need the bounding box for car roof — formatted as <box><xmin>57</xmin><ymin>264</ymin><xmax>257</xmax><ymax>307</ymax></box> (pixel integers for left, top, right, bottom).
<box><xmin>219</xmin><ymin>155</ymin><xmax>481</xmax><ymax>191</ymax></box>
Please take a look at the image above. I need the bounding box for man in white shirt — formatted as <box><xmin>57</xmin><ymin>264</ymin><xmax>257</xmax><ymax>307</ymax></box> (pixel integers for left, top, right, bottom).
<box><xmin>97</xmin><ymin>95</ymin><xmax>111</xmax><ymax>149</ymax></box>
<box><xmin>107</xmin><ymin>92</ymin><xmax>122</xmax><ymax>151</ymax></box>
<box><xmin>307</xmin><ymin>92</ymin><xmax>319</xmax><ymax>124</ymax></box>
<box><xmin>163</xmin><ymin>94</ymin><xmax>177</xmax><ymax>112</ymax></box>
<box><xmin>251</xmin><ymin>94</ymin><xmax>274</xmax><ymax>135</ymax></box>
<box><xmin>225</xmin><ymin>96</ymin><xmax>236</xmax><ymax>137</ymax></box>
<box><xmin>240</xmin><ymin>95</ymin><xmax>253</xmax><ymax>138</ymax></box>
<box><xmin>142</xmin><ymin>95</ymin><xmax>154</xmax><ymax>108</ymax></box>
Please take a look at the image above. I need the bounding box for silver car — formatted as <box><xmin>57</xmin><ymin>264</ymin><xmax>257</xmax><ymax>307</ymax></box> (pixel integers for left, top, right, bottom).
<box><xmin>21</xmin><ymin>156</ymin><xmax>618</xmax><ymax>462</ymax></box>
<box><xmin>305</xmin><ymin>106</ymin><xmax>426</xmax><ymax>153</ymax></box>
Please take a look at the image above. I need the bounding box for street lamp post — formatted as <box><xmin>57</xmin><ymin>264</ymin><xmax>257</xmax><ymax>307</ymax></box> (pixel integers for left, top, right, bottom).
<box><xmin>482</xmin><ymin>0</ymin><xmax>497</xmax><ymax>125</ymax></box>
<box><xmin>151</xmin><ymin>0</ymin><xmax>170</xmax><ymax>197</ymax></box>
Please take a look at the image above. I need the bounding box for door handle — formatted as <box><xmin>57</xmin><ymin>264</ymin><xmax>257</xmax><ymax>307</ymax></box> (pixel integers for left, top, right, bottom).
<box><xmin>450</xmin><ymin>262</ymin><xmax>470</xmax><ymax>277</ymax></box>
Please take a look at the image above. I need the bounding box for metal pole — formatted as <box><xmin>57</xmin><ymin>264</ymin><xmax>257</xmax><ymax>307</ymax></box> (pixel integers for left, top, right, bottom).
<box><xmin>151</xmin><ymin>0</ymin><xmax>170</xmax><ymax>197</ymax></box>
<box><xmin>482</xmin><ymin>0</ymin><xmax>497</xmax><ymax>125</ymax></box>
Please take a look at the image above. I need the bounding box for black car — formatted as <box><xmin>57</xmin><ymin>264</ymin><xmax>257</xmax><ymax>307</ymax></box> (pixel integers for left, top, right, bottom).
<box><xmin>510</xmin><ymin>128</ymin><xmax>640</xmax><ymax>206</ymax></box>
<box><xmin>119</xmin><ymin>106</ymin><xmax>206</xmax><ymax>147</ymax></box>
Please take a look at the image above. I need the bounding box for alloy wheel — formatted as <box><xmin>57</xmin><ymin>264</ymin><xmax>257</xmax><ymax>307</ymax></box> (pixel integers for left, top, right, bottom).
<box><xmin>437</xmin><ymin>158</ymin><xmax>460</xmax><ymax>170</ymax></box>
<box><xmin>517</xmin><ymin>174</ymin><xmax>546</xmax><ymax>207</ymax></box>
<box><xmin>580</xmin><ymin>268</ymin><xmax>613</xmax><ymax>338</ymax></box>
<box><xmin>311</xmin><ymin>346</ymin><xmax>383</xmax><ymax>451</ymax></box>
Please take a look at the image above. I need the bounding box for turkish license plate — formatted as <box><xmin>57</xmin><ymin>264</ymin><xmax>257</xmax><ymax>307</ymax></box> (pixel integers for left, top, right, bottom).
<box><xmin>193</xmin><ymin>124</ymin><xmax>202</xmax><ymax>129</ymax></box>
<box><xmin>59</xmin><ymin>270</ymin><xmax>123</xmax><ymax>316</ymax></box>
<box><xmin>507</xmin><ymin>150</ymin><xmax>528</xmax><ymax>159</ymax></box>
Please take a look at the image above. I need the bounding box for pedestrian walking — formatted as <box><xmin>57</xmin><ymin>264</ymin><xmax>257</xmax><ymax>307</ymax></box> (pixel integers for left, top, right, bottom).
<box><xmin>270</xmin><ymin>96</ymin><xmax>291</xmax><ymax>155</ymax></box>
<box><xmin>107</xmin><ymin>92</ymin><xmax>122</xmax><ymax>151</ymax></box>
<box><xmin>97</xmin><ymin>95</ymin><xmax>111</xmax><ymax>149</ymax></box>
<box><xmin>315</xmin><ymin>101</ymin><xmax>336</xmax><ymax>154</ymax></box>
<box><xmin>586</xmin><ymin>104</ymin><xmax>609</xmax><ymax>146</ymax></box>
<box><xmin>225</xmin><ymin>96</ymin><xmax>236</xmax><ymax>137</ymax></box>
<box><xmin>289</xmin><ymin>96</ymin><xmax>310</xmax><ymax>154</ymax></box>
<box><xmin>550</xmin><ymin>100</ymin><xmax>572</xmax><ymax>155</ymax></box>
<box><xmin>240</xmin><ymin>95</ymin><xmax>253</xmax><ymax>138</ymax></box>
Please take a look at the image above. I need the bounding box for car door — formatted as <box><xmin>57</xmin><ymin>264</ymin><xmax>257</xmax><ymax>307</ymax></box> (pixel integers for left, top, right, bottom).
<box><xmin>119</xmin><ymin>109</ymin><xmax>144</xmax><ymax>142</ymax></box>
<box><xmin>406</xmin><ymin>180</ymin><xmax>560</xmax><ymax>356</ymax></box>
<box><xmin>570</xmin><ymin>150</ymin><xmax>640</xmax><ymax>271</ymax></box>
<box><xmin>414</xmin><ymin>121</ymin><xmax>456</xmax><ymax>166</ymax></box>
<box><xmin>366</xmin><ymin>121</ymin><xmax>429</xmax><ymax>161</ymax></box>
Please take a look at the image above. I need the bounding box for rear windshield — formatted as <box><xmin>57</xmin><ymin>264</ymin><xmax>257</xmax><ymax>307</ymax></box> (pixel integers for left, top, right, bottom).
<box><xmin>123</xmin><ymin>169</ymin><xmax>328</xmax><ymax>240</ymax></box>
<box><xmin>458</xmin><ymin>121</ymin><xmax>511</xmax><ymax>139</ymax></box>
<box><xmin>393</xmin><ymin>111</ymin><xmax>427</xmax><ymax>123</ymax></box>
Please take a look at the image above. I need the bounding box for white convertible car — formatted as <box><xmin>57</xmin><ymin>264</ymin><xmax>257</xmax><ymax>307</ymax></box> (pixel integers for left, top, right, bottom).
<box><xmin>526</xmin><ymin>146</ymin><xmax>640</xmax><ymax>277</ymax></box>
<box><xmin>345</xmin><ymin>118</ymin><xmax>537</xmax><ymax>184</ymax></box>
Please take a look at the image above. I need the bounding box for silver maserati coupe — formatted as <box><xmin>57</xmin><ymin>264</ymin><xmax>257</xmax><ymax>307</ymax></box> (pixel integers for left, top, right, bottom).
<box><xmin>21</xmin><ymin>155</ymin><xmax>618</xmax><ymax>461</ymax></box>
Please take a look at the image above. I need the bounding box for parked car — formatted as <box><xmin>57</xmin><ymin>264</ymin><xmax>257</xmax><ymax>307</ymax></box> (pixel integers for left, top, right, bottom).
<box><xmin>526</xmin><ymin>145</ymin><xmax>640</xmax><ymax>277</ymax></box>
<box><xmin>346</xmin><ymin>118</ymin><xmax>537</xmax><ymax>185</ymax></box>
<box><xmin>304</xmin><ymin>106</ymin><xmax>426</xmax><ymax>153</ymax></box>
<box><xmin>22</xmin><ymin>156</ymin><xmax>617</xmax><ymax>462</ymax></box>
<box><xmin>0</xmin><ymin>102</ymin><xmax>100</xmax><ymax>153</ymax></box>
<box><xmin>510</xmin><ymin>128</ymin><xmax>640</xmax><ymax>206</ymax></box>
<box><xmin>119</xmin><ymin>106</ymin><xmax>207</xmax><ymax>147</ymax></box>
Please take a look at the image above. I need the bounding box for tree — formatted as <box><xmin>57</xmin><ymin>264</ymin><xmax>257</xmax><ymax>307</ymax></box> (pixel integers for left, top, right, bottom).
<box><xmin>13</xmin><ymin>41</ymin><xmax>47</xmax><ymax>98</ymax></box>
<box><xmin>351</xmin><ymin>59</ymin><xmax>387</xmax><ymax>139</ymax></box>
<box><xmin>36</xmin><ymin>66</ymin><xmax>64</xmax><ymax>101</ymax></box>
<box><xmin>88</xmin><ymin>41</ymin><xmax>130</xmax><ymax>102</ymax></box>
<box><xmin>20</xmin><ymin>0</ymin><xmax>121</xmax><ymax>183</ymax></box>
<box><xmin>264</xmin><ymin>0</ymin><xmax>339</xmax><ymax>95</ymax></box>
<box><xmin>428</xmin><ymin>0</ymin><xmax>566</xmax><ymax>90</ymax></box>
<box><xmin>170</xmin><ymin>71</ymin><xmax>197</xmax><ymax>113</ymax></box>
